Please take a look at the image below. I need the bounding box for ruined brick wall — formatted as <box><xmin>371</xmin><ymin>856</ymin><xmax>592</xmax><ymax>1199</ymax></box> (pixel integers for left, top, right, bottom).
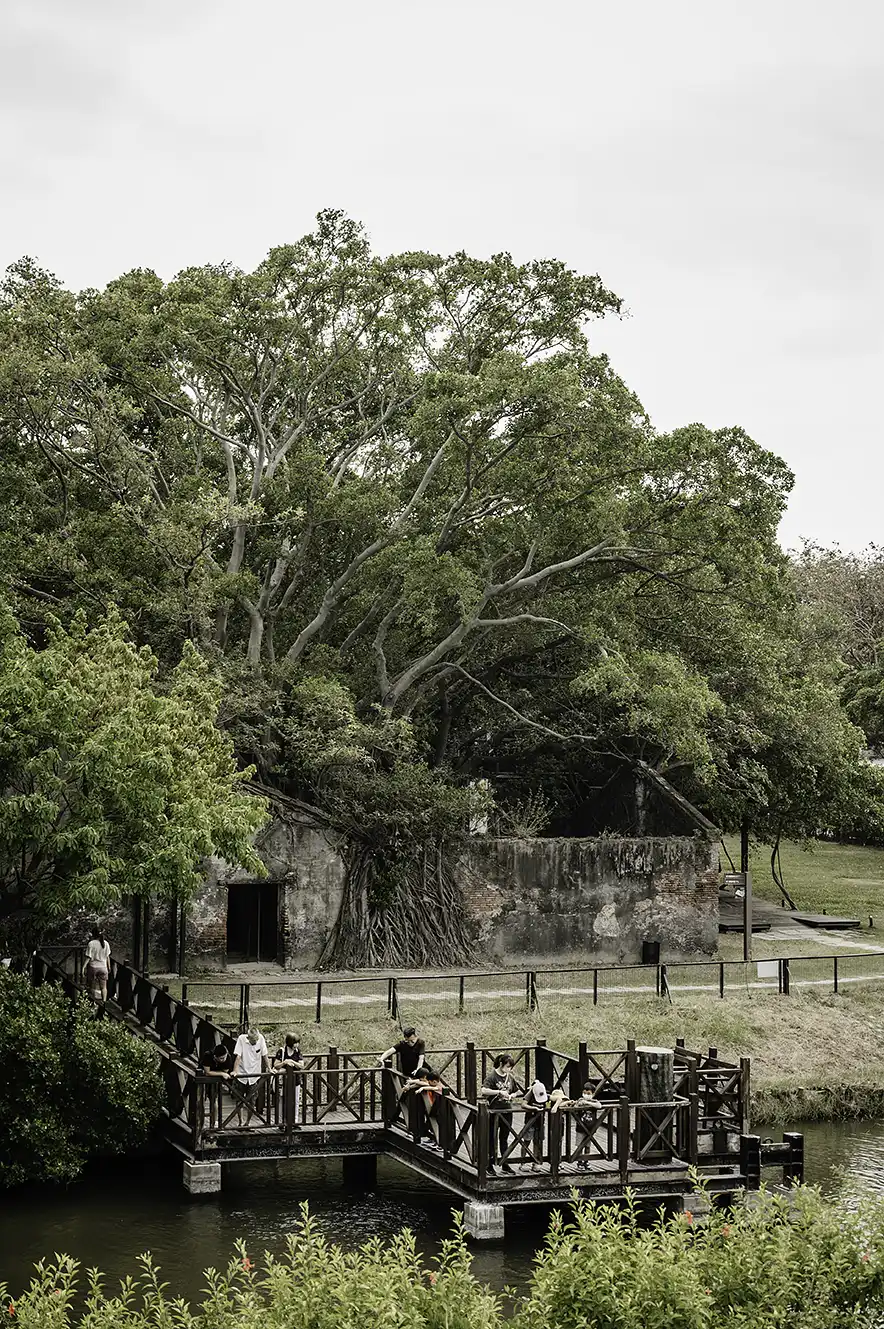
<box><xmin>461</xmin><ymin>835</ymin><xmax>720</xmax><ymax>963</ymax></box>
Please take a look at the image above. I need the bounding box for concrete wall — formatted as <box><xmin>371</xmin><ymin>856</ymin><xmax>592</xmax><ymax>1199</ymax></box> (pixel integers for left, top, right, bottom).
<box><xmin>461</xmin><ymin>835</ymin><xmax>720</xmax><ymax>963</ymax></box>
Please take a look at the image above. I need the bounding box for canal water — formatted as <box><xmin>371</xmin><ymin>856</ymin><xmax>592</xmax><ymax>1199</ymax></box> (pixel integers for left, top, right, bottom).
<box><xmin>4</xmin><ymin>1120</ymin><xmax>884</xmax><ymax>1305</ymax></box>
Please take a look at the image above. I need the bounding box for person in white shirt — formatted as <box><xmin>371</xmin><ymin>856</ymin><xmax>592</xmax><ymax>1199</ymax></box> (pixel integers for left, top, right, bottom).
<box><xmin>232</xmin><ymin>1028</ymin><xmax>268</xmax><ymax>1125</ymax></box>
<box><xmin>83</xmin><ymin>928</ymin><xmax>111</xmax><ymax>1001</ymax></box>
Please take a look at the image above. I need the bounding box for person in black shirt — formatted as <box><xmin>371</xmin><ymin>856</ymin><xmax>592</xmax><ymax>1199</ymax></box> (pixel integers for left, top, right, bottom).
<box><xmin>200</xmin><ymin>1042</ymin><xmax>234</xmax><ymax>1127</ymax></box>
<box><xmin>480</xmin><ymin>1053</ymin><xmax>522</xmax><ymax>1173</ymax></box>
<box><xmin>379</xmin><ymin>1026</ymin><xmax>425</xmax><ymax>1077</ymax></box>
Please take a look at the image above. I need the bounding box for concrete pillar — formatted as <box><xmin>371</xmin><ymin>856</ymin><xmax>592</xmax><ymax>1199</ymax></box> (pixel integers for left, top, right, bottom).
<box><xmin>342</xmin><ymin>1154</ymin><xmax>377</xmax><ymax>1190</ymax></box>
<box><xmin>183</xmin><ymin>1160</ymin><xmax>221</xmax><ymax>1194</ymax></box>
<box><xmin>463</xmin><ymin>1201</ymin><xmax>505</xmax><ymax>1241</ymax></box>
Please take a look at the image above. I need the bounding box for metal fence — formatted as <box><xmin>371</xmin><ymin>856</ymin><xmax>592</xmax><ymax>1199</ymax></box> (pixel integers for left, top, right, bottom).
<box><xmin>163</xmin><ymin>950</ymin><xmax>884</xmax><ymax>1029</ymax></box>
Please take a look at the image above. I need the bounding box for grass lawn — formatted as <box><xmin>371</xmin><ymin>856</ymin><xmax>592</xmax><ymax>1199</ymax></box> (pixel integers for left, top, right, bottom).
<box><xmin>722</xmin><ymin>837</ymin><xmax>884</xmax><ymax>950</ymax></box>
<box><xmin>249</xmin><ymin>986</ymin><xmax>884</xmax><ymax>1125</ymax></box>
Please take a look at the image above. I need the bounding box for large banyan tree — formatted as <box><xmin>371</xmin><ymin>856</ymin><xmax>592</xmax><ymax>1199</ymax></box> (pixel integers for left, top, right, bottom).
<box><xmin>3</xmin><ymin>211</ymin><xmax>872</xmax><ymax>965</ymax></box>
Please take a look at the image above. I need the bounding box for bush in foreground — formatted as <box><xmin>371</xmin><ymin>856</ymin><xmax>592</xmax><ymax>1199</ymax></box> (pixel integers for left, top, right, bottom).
<box><xmin>0</xmin><ymin>971</ymin><xmax>163</xmax><ymax>1187</ymax></box>
<box><xmin>6</xmin><ymin>1188</ymin><xmax>884</xmax><ymax>1328</ymax></box>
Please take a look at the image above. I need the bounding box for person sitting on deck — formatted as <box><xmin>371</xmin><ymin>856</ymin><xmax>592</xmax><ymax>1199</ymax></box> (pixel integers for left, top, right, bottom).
<box><xmin>378</xmin><ymin>1026</ymin><xmax>425</xmax><ymax>1078</ymax></box>
<box><xmin>232</xmin><ymin>1027</ymin><xmax>269</xmax><ymax>1126</ymax></box>
<box><xmin>480</xmin><ymin>1054</ymin><xmax>522</xmax><ymax>1174</ymax></box>
<box><xmin>272</xmin><ymin>1033</ymin><xmax>306</xmax><ymax>1129</ymax></box>
<box><xmin>402</xmin><ymin>1064</ymin><xmax>444</xmax><ymax>1148</ymax></box>
<box><xmin>551</xmin><ymin>1082</ymin><xmax>603</xmax><ymax>1160</ymax></box>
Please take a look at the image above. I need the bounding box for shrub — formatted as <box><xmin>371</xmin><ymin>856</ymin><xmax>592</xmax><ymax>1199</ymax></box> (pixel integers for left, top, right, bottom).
<box><xmin>0</xmin><ymin>971</ymin><xmax>162</xmax><ymax>1187</ymax></box>
<box><xmin>6</xmin><ymin>1188</ymin><xmax>884</xmax><ymax>1327</ymax></box>
<box><xmin>516</xmin><ymin>1185</ymin><xmax>884</xmax><ymax>1329</ymax></box>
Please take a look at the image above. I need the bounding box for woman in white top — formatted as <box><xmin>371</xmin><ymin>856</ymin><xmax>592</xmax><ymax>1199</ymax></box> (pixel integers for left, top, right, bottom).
<box><xmin>83</xmin><ymin>928</ymin><xmax>111</xmax><ymax>1001</ymax></box>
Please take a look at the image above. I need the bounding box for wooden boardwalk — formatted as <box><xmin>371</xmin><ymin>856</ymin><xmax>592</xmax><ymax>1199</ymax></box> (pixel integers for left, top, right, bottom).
<box><xmin>31</xmin><ymin>952</ymin><xmax>803</xmax><ymax>1227</ymax></box>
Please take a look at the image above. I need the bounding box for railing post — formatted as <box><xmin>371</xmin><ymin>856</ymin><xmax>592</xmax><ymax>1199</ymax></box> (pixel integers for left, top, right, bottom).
<box><xmin>465</xmin><ymin>1041</ymin><xmax>478</xmax><ymax>1102</ymax></box>
<box><xmin>626</xmin><ymin>1039</ymin><xmax>637</xmax><ymax>1100</ymax></box>
<box><xmin>284</xmin><ymin>1064</ymin><xmax>296</xmax><ymax>1140</ymax></box>
<box><xmin>549</xmin><ymin>1105</ymin><xmax>562</xmax><ymax>1181</ymax></box>
<box><xmin>315</xmin><ymin>981</ymin><xmax>322</xmax><ymax>1024</ymax></box>
<box><xmin>739</xmin><ymin>1057</ymin><xmax>751</xmax><ymax>1136</ymax></box>
<box><xmin>381</xmin><ymin>1066</ymin><xmax>398</xmax><ymax>1127</ymax></box>
<box><xmin>833</xmin><ymin>956</ymin><xmax>839</xmax><ymax>994</ymax></box>
<box><xmin>458</xmin><ymin>974</ymin><xmax>465</xmax><ymax>1015</ymax></box>
<box><xmin>740</xmin><ymin>1133</ymin><xmax>762</xmax><ymax>1190</ymax></box>
<box><xmin>477</xmin><ymin>1101</ymin><xmax>490</xmax><ymax>1187</ymax></box>
<box><xmin>439</xmin><ymin>1090</ymin><xmax>454</xmax><ymax>1158</ymax></box>
<box><xmin>182</xmin><ymin>983</ymin><xmax>189</xmax><ymax>1004</ymax></box>
<box><xmin>688</xmin><ymin>1092</ymin><xmax>700</xmax><ymax>1165</ymax></box>
<box><xmin>782</xmin><ymin>1131</ymin><xmax>804</xmax><ymax>1186</ymax></box>
<box><xmin>618</xmin><ymin>1095</ymin><xmax>630</xmax><ymax>1183</ymax></box>
<box><xmin>578</xmin><ymin>1041</ymin><xmax>589</xmax><ymax>1088</ymax></box>
<box><xmin>328</xmin><ymin>1046</ymin><xmax>339</xmax><ymax>1104</ymax></box>
<box><xmin>193</xmin><ymin>1078</ymin><xmax>204</xmax><ymax>1153</ymax></box>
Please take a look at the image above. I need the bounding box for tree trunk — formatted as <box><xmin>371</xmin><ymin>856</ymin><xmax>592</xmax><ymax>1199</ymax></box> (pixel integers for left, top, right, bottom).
<box><xmin>320</xmin><ymin>841</ymin><xmax>476</xmax><ymax>970</ymax></box>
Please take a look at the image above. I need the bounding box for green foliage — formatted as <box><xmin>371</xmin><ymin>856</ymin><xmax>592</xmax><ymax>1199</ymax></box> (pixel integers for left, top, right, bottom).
<box><xmin>7</xmin><ymin>1189</ymin><xmax>884</xmax><ymax>1327</ymax></box>
<box><xmin>0</xmin><ymin>604</ymin><xmax>267</xmax><ymax>942</ymax></box>
<box><xmin>0</xmin><ymin>971</ymin><xmax>162</xmax><ymax>1187</ymax></box>
<box><xmin>517</xmin><ymin>1187</ymin><xmax>884</xmax><ymax>1329</ymax></box>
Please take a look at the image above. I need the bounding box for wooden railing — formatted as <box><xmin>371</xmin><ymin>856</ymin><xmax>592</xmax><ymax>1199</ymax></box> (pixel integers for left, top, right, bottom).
<box><xmin>30</xmin><ymin>950</ymin><xmax>797</xmax><ymax>1190</ymax></box>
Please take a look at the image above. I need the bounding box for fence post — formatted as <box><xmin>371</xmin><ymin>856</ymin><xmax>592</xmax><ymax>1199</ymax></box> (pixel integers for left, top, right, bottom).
<box><xmin>656</xmin><ymin>963</ymin><xmax>662</xmax><ymax>997</ymax></box>
<box><xmin>719</xmin><ymin>962</ymin><xmax>725</xmax><ymax>999</ymax></box>
<box><xmin>241</xmin><ymin>984</ymin><xmax>251</xmax><ymax>1031</ymax></box>
<box><xmin>660</xmin><ymin>963</ymin><xmax>669</xmax><ymax>1000</ymax></box>
<box><xmin>528</xmin><ymin>971</ymin><xmax>538</xmax><ymax>1012</ymax></box>
<box><xmin>833</xmin><ymin>956</ymin><xmax>839</xmax><ymax>995</ymax></box>
<box><xmin>182</xmin><ymin>983</ymin><xmax>189</xmax><ymax>1004</ymax></box>
<box><xmin>781</xmin><ymin>958</ymin><xmax>790</xmax><ymax>997</ymax></box>
<box><xmin>593</xmin><ymin>968</ymin><xmax>598</xmax><ymax>1006</ymax></box>
<box><xmin>387</xmin><ymin>977</ymin><xmax>394</xmax><ymax>1017</ymax></box>
<box><xmin>315</xmin><ymin>982</ymin><xmax>322</xmax><ymax>1024</ymax></box>
<box><xmin>390</xmin><ymin>977</ymin><xmax>399</xmax><ymax>1023</ymax></box>
<box><xmin>458</xmin><ymin>974</ymin><xmax>465</xmax><ymax>1015</ymax></box>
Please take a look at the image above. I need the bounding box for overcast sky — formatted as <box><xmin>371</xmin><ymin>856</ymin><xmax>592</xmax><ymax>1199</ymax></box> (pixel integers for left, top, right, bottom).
<box><xmin>2</xmin><ymin>0</ymin><xmax>881</xmax><ymax>552</ymax></box>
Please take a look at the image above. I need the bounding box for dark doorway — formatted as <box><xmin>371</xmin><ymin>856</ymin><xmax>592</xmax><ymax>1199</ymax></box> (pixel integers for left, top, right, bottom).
<box><xmin>226</xmin><ymin>882</ymin><xmax>280</xmax><ymax>963</ymax></box>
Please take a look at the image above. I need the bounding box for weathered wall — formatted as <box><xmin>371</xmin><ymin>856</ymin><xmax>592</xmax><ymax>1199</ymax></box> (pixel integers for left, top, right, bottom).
<box><xmin>461</xmin><ymin>835</ymin><xmax>719</xmax><ymax>963</ymax></box>
<box><xmin>61</xmin><ymin>824</ymin><xmax>718</xmax><ymax>972</ymax></box>
<box><xmin>207</xmin><ymin>819</ymin><xmax>347</xmax><ymax>970</ymax></box>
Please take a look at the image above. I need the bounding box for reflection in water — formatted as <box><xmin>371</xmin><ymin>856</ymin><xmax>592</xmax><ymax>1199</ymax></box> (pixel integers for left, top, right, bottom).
<box><xmin>6</xmin><ymin>1121</ymin><xmax>884</xmax><ymax>1303</ymax></box>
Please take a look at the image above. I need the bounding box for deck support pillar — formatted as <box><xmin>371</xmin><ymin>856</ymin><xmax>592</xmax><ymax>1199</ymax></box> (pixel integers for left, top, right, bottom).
<box><xmin>463</xmin><ymin>1201</ymin><xmax>505</xmax><ymax>1241</ymax></box>
<box><xmin>183</xmin><ymin>1160</ymin><xmax>221</xmax><ymax>1194</ymax></box>
<box><xmin>342</xmin><ymin>1154</ymin><xmax>377</xmax><ymax>1190</ymax></box>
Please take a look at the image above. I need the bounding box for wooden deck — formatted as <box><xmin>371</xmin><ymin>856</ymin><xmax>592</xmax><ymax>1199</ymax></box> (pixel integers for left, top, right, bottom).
<box><xmin>31</xmin><ymin>951</ymin><xmax>802</xmax><ymax>1208</ymax></box>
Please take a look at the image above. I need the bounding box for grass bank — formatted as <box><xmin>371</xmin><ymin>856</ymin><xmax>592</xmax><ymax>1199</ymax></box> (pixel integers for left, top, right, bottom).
<box><xmin>261</xmin><ymin>984</ymin><xmax>884</xmax><ymax>1126</ymax></box>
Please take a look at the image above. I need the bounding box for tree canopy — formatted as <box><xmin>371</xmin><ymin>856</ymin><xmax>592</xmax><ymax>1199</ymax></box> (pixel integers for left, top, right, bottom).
<box><xmin>0</xmin><ymin>211</ymin><xmax>876</xmax><ymax>960</ymax></box>
<box><xmin>0</xmin><ymin>606</ymin><xmax>266</xmax><ymax>951</ymax></box>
